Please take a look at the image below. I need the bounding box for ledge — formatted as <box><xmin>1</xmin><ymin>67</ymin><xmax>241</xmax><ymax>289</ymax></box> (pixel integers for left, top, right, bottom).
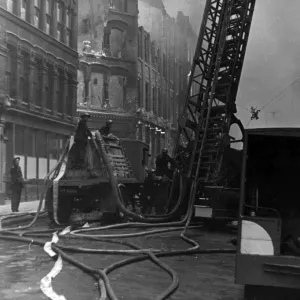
<box><xmin>0</xmin><ymin>8</ymin><xmax>78</xmax><ymax>59</ymax></box>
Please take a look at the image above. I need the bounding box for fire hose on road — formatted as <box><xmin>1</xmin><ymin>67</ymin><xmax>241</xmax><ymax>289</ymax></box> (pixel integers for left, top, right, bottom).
<box><xmin>0</xmin><ymin>136</ymin><xmax>237</xmax><ymax>300</ymax></box>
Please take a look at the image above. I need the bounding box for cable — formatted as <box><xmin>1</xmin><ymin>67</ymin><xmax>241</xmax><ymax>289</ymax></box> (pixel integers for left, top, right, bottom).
<box><xmin>260</xmin><ymin>77</ymin><xmax>300</xmax><ymax>111</ymax></box>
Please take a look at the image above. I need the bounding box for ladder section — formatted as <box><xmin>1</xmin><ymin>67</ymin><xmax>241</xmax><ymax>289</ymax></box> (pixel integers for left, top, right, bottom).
<box><xmin>175</xmin><ymin>0</ymin><xmax>256</xmax><ymax>184</ymax></box>
<box><xmin>175</xmin><ymin>0</ymin><xmax>227</xmax><ymax>175</ymax></box>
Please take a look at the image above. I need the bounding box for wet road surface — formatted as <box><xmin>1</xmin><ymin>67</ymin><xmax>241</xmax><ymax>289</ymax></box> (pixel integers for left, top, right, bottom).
<box><xmin>0</xmin><ymin>223</ymin><xmax>244</xmax><ymax>300</ymax></box>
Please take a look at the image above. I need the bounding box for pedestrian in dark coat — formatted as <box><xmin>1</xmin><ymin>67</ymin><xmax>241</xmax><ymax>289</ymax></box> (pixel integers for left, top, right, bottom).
<box><xmin>10</xmin><ymin>157</ymin><xmax>24</xmax><ymax>212</ymax></box>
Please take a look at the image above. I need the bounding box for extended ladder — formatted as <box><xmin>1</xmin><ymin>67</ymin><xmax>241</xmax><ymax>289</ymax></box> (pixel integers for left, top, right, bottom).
<box><xmin>174</xmin><ymin>0</ymin><xmax>256</xmax><ymax>197</ymax></box>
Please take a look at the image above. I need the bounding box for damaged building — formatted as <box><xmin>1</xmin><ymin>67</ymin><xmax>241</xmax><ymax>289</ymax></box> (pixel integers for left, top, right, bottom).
<box><xmin>77</xmin><ymin>0</ymin><xmax>196</xmax><ymax>166</ymax></box>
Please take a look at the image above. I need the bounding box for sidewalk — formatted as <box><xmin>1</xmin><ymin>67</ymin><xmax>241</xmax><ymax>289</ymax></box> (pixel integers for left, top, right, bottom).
<box><xmin>0</xmin><ymin>200</ymin><xmax>40</xmax><ymax>216</ymax></box>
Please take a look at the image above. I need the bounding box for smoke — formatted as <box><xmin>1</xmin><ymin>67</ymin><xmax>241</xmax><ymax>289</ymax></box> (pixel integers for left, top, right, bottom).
<box><xmin>163</xmin><ymin>0</ymin><xmax>300</xmax><ymax>128</ymax></box>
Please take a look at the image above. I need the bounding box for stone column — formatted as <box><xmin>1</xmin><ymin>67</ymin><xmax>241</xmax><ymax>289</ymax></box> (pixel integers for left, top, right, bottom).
<box><xmin>40</xmin><ymin>56</ymin><xmax>48</xmax><ymax>112</ymax></box>
<box><xmin>28</xmin><ymin>50</ymin><xmax>36</xmax><ymax>109</ymax></box>
<box><xmin>71</xmin><ymin>75</ymin><xmax>77</xmax><ymax>118</ymax></box>
<box><xmin>0</xmin><ymin>31</ymin><xmax>8</xmax><ymax>99</ymax></box>
<box><xmin>83</xmin><ymin>67</ymin><xmax>91</xmax><ymax>104</ymax></box>
<box><xmin>15</xmin><ymin>43</ymin><xmax>23</xmax><ymax>105</ymax></box>
<box><xmin>0</xmin><ymin>118</ymin><xmax>7</xmax><ymax>205</ymax></box>
<box><xmin>63</xmin><ymin>66</ymin><xmax>69</xmax><ymax>118</ymax></box>
<box><xmin>15</xmin><ymin>0</ymin><xmax>21</xmax><ymax>16</ymax></box>
<box><xmin>52</xmin><ymin>62</ymin><xmax>59</xmax><ymax>116</ymax></box>
<box><xmin>39</xmin><ymin>0</ymin><xmax>46</xmax><ymax>32</ymax></box>
<box><xmin>28</xmin><ymin>0</ymin><xmax>34</xmax><ymax>25</ymax></box>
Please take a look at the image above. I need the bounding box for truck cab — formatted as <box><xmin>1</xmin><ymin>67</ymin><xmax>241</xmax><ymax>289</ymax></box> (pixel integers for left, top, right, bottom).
<box><xmin>235</xmin><ymin>128</ymin><xmax>300</xmax><ymax>299</ymax></box>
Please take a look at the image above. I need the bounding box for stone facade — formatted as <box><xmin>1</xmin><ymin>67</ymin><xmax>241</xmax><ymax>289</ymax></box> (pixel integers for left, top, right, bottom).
<box><xmin>0</xmin><ymin>0</ymin><xmax>78</xmax><ymax>204</ymax></box>
<box><xmin>77</xmin><ymin>0</ymin><xmax>196</xmax><ymax>167</ymax></box>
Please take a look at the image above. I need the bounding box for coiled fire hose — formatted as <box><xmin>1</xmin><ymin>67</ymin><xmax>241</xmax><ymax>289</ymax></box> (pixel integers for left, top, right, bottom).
<box><xmin>0</xmin><ymin>135</ymin><xmax>236</xmax><ymax>300</ymax></box>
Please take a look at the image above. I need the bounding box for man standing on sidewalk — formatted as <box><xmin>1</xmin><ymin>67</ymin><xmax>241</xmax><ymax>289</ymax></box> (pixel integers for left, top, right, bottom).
<box><xmin>10</xmin><ymin>157</ymin><xmax>24</xmax><ymax>212</ymax></box>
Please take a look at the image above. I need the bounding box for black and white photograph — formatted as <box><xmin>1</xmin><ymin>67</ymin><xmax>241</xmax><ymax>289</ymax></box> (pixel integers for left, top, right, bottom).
<box><xmin>0</xmin><ymin>0</ymin><xmax>299</xmax><ymax>299</ymax></box>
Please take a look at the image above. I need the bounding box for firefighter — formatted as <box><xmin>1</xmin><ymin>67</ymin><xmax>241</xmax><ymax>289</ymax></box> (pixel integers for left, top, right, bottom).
<box><xmin>100</xmin><ymin>120</ymin><xmax>113</xmax><ymax>137</ymax></box>
<box><xmin>74</xmin><ymin>112</ymin><xmax>93</xmax><ymax>167</ymax></box>
<box><xmin>10</xmin><ymin>157</ymin><xmax>24</xmax><ymax>212</ymax></box>
<box><xmin>155</xmin><ymin>148</ymin><xmax>174</xmax><ymax>178</ymax></box>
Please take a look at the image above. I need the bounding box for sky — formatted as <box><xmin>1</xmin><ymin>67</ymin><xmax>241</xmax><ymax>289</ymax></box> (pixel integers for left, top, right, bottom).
<box><xmin>162</xmin><ymin>0</ymin><xmax>300</xmax><ymax>129</ymax></box>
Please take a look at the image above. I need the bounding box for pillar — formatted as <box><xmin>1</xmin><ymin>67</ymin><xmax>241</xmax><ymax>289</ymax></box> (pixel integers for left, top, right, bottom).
<box><xmin>40</xmin><ymin>56</ymin><xmax>48</xmax><ymax>112</ymax></box>
<box><xmin>84</xmin><ymin>67</ymin><xmax>91</xmax><ymax>104</ymax></box>
<box><xmin>39</xmin><ymin>0</ymin><xmax>46</xmax><ymax>32</ymax></box>
<box><xmin>27</xmin><ymin>0</ymin><xmax>34</xmax><ymax>24</ymax></box>
<box><xmin>15</xmin><ymin>0</ymin><xmax>21</xmax><ymax>16</ymax></box>
<box><xmin>0</xmin><ymin>118</ymin><xmax>7</xmax><ymax>204</ymax></box>
<box><xmin>52</xmin><ymin>62</ymin><xmax>59</xmax><ymax>115</ymax></box>
<box><xmin>103</xmin><ymin>74</ymin><xmax>110</xmax><ymax>107</ymax></box>
<box><xmin>28</xmin><ymin>50</ymin><xmax>36</xmax><ymax>109</ymax></box>
<box><xmin>71</xmin><ymin>75</ymin><xmax>78</xmax><ymax>118</ymax></box>
<box><xmin>63</xmin><ymin>66</ymin><xmax>68</xmax><ymax>118</ymax></box>
<box><xmin>16</xmin><ymin>42</ymin><xmax>23</xmax><ymax>105</ymax></box>
<box><xmin>0</xmin><ymin>31</ymin><xmax>8</xmax><ymax>99</ymax></box>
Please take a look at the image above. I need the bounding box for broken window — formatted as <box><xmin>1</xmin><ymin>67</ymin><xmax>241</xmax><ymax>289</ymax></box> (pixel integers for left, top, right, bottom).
<box><xmin>110</xmin><ymin>29</ymin><xmax>125</xmax><ymax>58</ymax></box>
<box><xmin>81</xmin><ymin>18</ymin><xmax>91</xmax><ymax>35</ymax></box>
<box><xmin>109</xmin><ymin>76</ymin><xmax>125</xmax><ymax>108</ymax></box>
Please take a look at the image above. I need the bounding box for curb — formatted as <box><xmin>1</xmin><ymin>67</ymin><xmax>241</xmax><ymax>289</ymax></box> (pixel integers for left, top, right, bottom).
<box><xmin>1</xmin><ymin>212</ymin><xmax>48</xmax><ymax>228</ymax></box>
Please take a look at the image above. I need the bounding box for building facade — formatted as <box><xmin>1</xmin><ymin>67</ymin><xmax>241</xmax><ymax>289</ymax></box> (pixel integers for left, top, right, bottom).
<box><xmin>0</xmin><ymin>0</ymin><xmax>78</xmax><ymax>203</ymax></box>
<box><xmin>77</xmin><ymin>0</ymin><xmax>196</xmax><ymax>167</ymax></box>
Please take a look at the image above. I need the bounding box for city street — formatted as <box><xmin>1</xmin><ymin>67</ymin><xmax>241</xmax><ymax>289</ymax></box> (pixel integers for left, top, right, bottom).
<box><xmin>0</xmin><ymin>218</ymin><xmax>242</xmax><ymax>300</ymax></box>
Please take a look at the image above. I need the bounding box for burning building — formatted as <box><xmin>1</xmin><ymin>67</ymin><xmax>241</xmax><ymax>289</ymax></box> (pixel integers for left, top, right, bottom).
<box><xmin>77</xmin><ymin>0</ymin><xmax>196</xmax><ymax>166</ymax></box>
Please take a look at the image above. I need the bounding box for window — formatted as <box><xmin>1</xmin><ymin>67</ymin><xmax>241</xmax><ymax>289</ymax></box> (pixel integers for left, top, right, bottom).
<box><xmin>65</xmin><ymin>10</ymin><xmax>71</xmax><ymax>46</ymax></box>
<box><xmin>7</xmin><ymin>0</ymin><xmax>13</xmax><ymax>13</ymax></box>
<box><xmin>158</xmin><ymin>88</ymin><xmax>161</xmax><ymax>116</ymax></box>
<box><xmin>152</xmin><ymin>86</ymin><xmax>157</xmax><ymax>114</ymax></box>
<box><xmin>163</xmin><ymin>53</ymin><xmax>167</xmax><ymax>78</ymax></box>
<box><xmin>138</xmin><ymin>30</ymin><xmax>142</xmax><ymax>58</ymax></box>
<box><xmin>37</xmin><ymin>131</ymin><xmax>47</xmax><ymax>179</ymax></box>
<box><xmin>58</xmin><ymin>69</ymin><xmax>64</xmax><ymax>113</ymax></box>
<box><xmin>81</xmin><ymin>18</ymin><xmax>90</xmax><ymax>35</ymax></box>
<box><xmin>34</xmin><ymin>0</ymin><xmax>40</xmax><ymax>28</ymax></box>
<box><xmin>145</xmin><ymin>82</ymin><xmax>149</xmax><ymax>111</ymax></box>
<box><xmin>45</xmin><ymin>0</ymin><xmax>51</xmax><ymax>34</ymax></box>
<box><xmin>56</xmin><ymin>2</ymin><xmax>62</xmax><ymax>41</ymax></box>
<box><xmin>25</xmin><ymin>129</ymin><xmax>37</xmax><ymax>179</ymax></box>
<box><xmin>15</xmin><ymin>125</ymin><xmax>24</xmax><ymax>156</ymax></box>
<box><xmin>47</xmin><ymin>65</ymin><xmax>53</xmax><ymax>110</ymax></box>
<box><xmin>144</xmin><ymin>35</ymin><xmax>149</xmax><ymax>62</ymax></box>
<box><xmin>48</xmin><ymin>133</ymin><xmax>58</xmax><ymax>170</ymax></box>
<box><xmin>21</xmin><ymin>0</ymin><xmax>27</xmax><ymax>20</ymax></box>
<box><xmin>137</xmin><ymin>78</ymin><xmax>141</xmax><ymax>107</ymax></box>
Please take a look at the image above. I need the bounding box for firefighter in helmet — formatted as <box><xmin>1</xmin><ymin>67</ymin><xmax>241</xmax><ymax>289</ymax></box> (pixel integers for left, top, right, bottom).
<box><xmin>100</xmin><ymin>120</ymin><xmax>113</xmax><ymax>137</ymax></box>
<box><xmin>74</xmin><ymin>112</ymin><xmax>93</xmax><ymax>167</ymax></box>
